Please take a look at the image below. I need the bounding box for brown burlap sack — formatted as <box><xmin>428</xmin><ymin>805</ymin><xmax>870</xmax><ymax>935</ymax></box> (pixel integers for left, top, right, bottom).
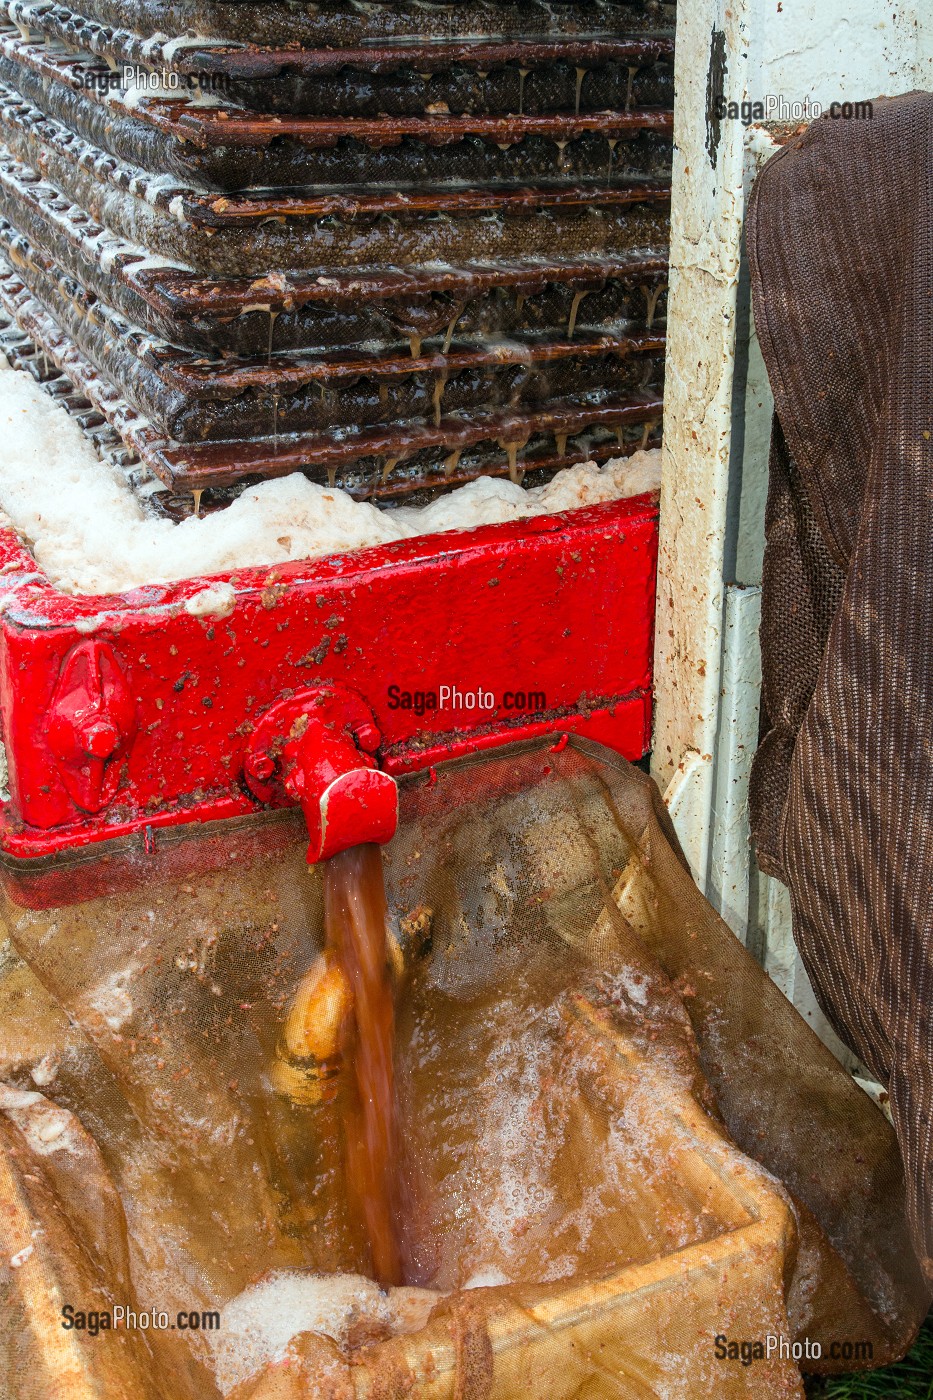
<box><xmin>748</xmin><ymin>92</ymin><xmax>933</xmax><ymax>1276</ymax></box>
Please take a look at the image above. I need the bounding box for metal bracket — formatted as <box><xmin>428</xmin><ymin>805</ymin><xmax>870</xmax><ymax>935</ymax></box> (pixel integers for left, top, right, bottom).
<box><xmin>44</xmin><ymin>640</ymin><xmax>137</xmax><ymax>814</ymax></box>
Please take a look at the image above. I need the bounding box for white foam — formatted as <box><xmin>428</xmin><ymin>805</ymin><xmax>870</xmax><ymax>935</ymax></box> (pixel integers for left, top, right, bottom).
<box><xmin>0</xmin><ymin>1083</ymin><xmax>81</xmax><ymax>1156</ymax></box>
<box><xmin>464</xmin><ymin>1266</ymin><xmax>512</xmax><ymax>1289</ymax></box>
<box><xmin>30</xmin><ymin>1053</ymin><xmax>60</xmax><ymax>1087</ymax></box>
<box><xmin>0</xmin><ymin>362</ymin><xmax>660</xmax><ymax>596</ymax></box>
<box><xmin>207</xmin><ymin>1271</ymin><xmax>441</xmax><ymax>1395</ymax></box>
<box><xmin>184</xmin><ymin>583</ymin><xmax>236</xmax><ymax>618</ymax></box>
<box><xmin>85</xmin><ymin>970</ymin><xmax>134</xmax><ymax>1031</ymax></box>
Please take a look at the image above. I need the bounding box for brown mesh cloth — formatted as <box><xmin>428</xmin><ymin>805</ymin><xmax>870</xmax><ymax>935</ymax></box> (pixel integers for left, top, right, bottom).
<box><xmin>747</xmin><ymin>92</ymin><xmax>933</xmax><ymax>1277</ymax></box>
<box><xmin>1</xmin><ymin>740</ymin><xmax>930</xmax><ymax>1397</ymax></box>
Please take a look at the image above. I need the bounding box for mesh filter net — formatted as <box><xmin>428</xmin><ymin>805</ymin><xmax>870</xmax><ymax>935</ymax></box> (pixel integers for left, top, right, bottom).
<box><xmin>0</xmin><ymin>739</ymin><xmax>927</xmax><ymax>1396</ymax></box>
<box><xmin>747</xmin><ymin>92</ymin><xmax>933</xmax><ymax>1278</ymax></box>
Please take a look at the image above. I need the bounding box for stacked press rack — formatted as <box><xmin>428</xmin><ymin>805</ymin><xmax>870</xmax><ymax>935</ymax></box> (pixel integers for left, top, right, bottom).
<box><xmin>0</xmin><ymin>0</ymin><xmax>674</xmax><ymax>518</ymax></box>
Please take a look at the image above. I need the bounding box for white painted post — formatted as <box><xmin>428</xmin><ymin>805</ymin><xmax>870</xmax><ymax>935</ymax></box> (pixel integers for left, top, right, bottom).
<box><xmin>708</xmin><ymin>584</ymin><xmax>761</xmax><ymax>943</ymax></box>
<box><xmin>651</xmin><ymin>0</ymin><xmax>750</xmax><ymax>881</ymax></box>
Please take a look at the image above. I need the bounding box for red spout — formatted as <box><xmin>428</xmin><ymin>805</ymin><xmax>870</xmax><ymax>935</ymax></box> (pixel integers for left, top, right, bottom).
<box><xmin>243</xmin><ymin>686</ymin><xmax>398</xmax><ymax>861</ymax></box>
<box><xmin>283</xmin><ymin>713</ymin><xmax>398</xmax><ymax>862</ymax></box>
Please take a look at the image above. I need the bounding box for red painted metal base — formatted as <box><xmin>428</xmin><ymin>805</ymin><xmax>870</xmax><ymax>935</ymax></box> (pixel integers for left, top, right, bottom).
<box><xmin>0</xmin><ymin>494</ymin><xmax>658</xmax><ymax>861</ymax></box>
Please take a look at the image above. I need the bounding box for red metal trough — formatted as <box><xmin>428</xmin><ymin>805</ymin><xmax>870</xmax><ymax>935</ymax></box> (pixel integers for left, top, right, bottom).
<box><xmin>0</xmin><ymin>493</ymin><xmax>658</xmax><ymax>862</ymax></box>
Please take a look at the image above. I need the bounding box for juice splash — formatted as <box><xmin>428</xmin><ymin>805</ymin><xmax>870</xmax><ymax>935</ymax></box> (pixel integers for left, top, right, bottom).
<box><xmin>324</xmin><ymin>843</ymin><xmax>402</xmax><ymax>1286</ymax></box>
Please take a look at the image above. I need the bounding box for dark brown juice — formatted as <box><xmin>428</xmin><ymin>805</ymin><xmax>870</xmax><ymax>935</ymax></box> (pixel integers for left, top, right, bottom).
<box><xmin>324</xmin><ymin>842</ymin><xmax>402</xmax><ymax>1286</ymax></box>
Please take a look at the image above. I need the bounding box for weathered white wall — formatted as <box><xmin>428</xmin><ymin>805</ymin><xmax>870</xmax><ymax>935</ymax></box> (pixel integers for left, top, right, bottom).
<box><xmin>922</xmin><ymin>10</ymin><xmax>933</xmax><ymax>86</ymax></box>
<box><xmin>749</xmin><ymin>0</ymin><xmax>924</xmax><ymax>100</ymax></box>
